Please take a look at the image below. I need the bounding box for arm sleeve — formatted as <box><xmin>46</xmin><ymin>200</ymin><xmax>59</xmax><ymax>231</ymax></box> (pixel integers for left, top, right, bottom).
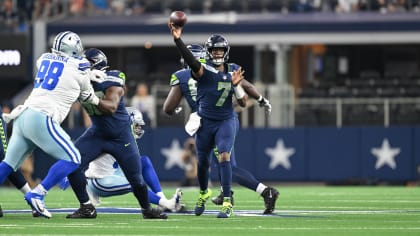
<box><xmin>174</xmin><ymin>38</ymin><xmax>201</xmax><ymax>73</ymax></box>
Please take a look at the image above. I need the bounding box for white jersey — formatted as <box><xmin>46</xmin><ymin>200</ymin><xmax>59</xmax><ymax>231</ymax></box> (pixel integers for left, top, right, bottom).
<box><xmin>23</xmin><ymin>52</ymin><xmax>93</xmax><ymax>123</ymax></box>
<box><xmin>85</xmin><ymin>153</ymin><xmax>118</xmax><ymax>179</ymax></box>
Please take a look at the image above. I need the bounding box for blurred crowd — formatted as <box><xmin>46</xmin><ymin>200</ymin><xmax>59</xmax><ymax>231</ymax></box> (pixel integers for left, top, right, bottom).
<box><xmin>1</xmin><ymin>0</ymin><xmax>419</xmax><ymax>33</ymax></box>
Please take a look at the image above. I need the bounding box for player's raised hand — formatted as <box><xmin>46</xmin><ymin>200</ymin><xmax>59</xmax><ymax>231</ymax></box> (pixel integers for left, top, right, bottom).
<box><xmin>232</xmin><ymin>67</ymin><xmax>244</xmax><ymax>86</ymax></box>
<box><xmin>168</xmin><ymin>21</ymin><xmax>182</xmax><ymax>39</ymax></box>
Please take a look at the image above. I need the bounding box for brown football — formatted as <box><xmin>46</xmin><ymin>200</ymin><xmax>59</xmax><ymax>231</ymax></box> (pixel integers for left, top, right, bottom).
<box><xmin>170</xmin><ymin>11</ymin><xmax>187</xmax><ymax>27</ymax></box>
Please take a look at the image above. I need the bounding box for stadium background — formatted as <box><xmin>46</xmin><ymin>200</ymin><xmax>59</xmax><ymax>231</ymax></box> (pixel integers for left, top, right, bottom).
<box><xmin>1</xmin><ymin>0</ymin><xmax>420</xmax><ymax>185</ymax></box>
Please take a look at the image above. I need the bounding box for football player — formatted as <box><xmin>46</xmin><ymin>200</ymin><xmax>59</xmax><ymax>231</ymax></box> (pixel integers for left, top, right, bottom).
<box><xmin>169</xmin><ymin>23</ymin><xmax>247</xmax><ymax>218</ymax></box>
<box><xmin>82</xmin><ymin>107</ymin><xmax>184</xmax><ymax>212</ymax></box>
<box><xmin>163</xmin><ymin>44</ymin><xmax>279</xmax><ymax>214</ymax></box>
<box><xmin>66</xmin><ymin>48</ymin><xmax>167</xmax><ymax>219</ymax></box>
<box><xmin>0</xmin><ymin>31</ymin><xmax>100</xmax><ymax>218</ymax></box>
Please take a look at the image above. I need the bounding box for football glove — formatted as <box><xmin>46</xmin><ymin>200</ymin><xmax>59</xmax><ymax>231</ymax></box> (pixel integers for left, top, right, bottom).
<box><xmin>90</xmin><ymin>69</ymin><xmax>106</xmax><ymax>83</ymax></box>
<box><xmin>174</xmin><ymin>106</ymin><xmax>183</xmax><ymax>114</ymax></box>
<box><xmin>79</xmin><ymin>85</ymin><xmax>100</xmax><ymax>105</ymax></box>
<box><xmin>258</xmin><ymin>96</ymin><xmax>272</xmax><ymax>114</ymax></box>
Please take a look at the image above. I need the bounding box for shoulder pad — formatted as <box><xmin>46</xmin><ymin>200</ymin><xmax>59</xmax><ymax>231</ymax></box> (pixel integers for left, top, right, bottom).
<box><xmin>170</xmin><ymin>73</ymin><xmax>180</xmax><ymax>86</ymax></box>
<box><xmin>105</xmin><ymin>70</ymin><xmax>126</xmax><ymax>86</ymax></box>
<box><xmin>203</xmin><ymin>64</ymin><xmax>219</xmax><ymax>73</ymax></box>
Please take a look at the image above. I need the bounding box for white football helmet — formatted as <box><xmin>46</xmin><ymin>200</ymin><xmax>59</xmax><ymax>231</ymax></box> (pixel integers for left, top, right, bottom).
<box><xmin>126</xmin><ymin>107</ymin><xmax>145</xmax><ymax>139</ymax></box>
<box><xmin>51</xmin><ymin>31</ymin><xmax>84</xmax><ymax>57</ymax></box>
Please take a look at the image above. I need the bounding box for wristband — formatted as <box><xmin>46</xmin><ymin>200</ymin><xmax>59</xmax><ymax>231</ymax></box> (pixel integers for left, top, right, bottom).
<box><xmin>234</xmin><ymin>85</ymin><xmax>246</xmax><ymax>99</ymax></box>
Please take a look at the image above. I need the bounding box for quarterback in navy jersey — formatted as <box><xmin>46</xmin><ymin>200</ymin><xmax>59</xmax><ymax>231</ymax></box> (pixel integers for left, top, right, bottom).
<box><xmin>66</xmin><ymin>48</ymin><xmax>167</xmax><ymax>219</ymax></box>
<box><xmin>169</xmin><ymin>23</ymin><xmax>247</xmax><ymax>218</ymax></box>
<box><xmin>164</xmin><ymin>45</ymin><xmax>279</xmax><ymax>214</ymax></box>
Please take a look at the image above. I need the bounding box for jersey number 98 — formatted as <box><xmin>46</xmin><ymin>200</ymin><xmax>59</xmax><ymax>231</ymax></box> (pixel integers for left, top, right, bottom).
<box><xmin>35</xmin><ymin>60</ymin><xmax>64</xmax><ymax>90</ymax></box>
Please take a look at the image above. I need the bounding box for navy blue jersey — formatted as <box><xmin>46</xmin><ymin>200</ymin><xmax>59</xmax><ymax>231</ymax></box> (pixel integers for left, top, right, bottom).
<box><xmin>82</xmin><ymin>70</ymin><xmax>130</xmax><ymax>138</ymax></box>
<box><xmin>196</xmin><ymin>63</ymin><xmax>240</xmax><ymax>120</ymax></box>
<box><xmin>170</xmin><ymin>68</ymin><xmax>198</xmax><ymax>112</ymax></box>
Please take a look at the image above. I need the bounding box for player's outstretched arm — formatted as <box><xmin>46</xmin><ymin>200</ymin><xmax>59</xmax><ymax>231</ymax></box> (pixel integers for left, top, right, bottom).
<box><xmin>168</xmin><ymin>22</ymin><xmax>203</xmax><ymax>78</ymax></box>
<box><xmin>241</xmin><ymin>79</ymin><xmax>272</xmax><ymax>114</ymax></box>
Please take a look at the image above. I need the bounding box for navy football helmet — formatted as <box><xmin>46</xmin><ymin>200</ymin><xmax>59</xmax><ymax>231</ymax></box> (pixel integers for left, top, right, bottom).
<box><xmin>204</xmin><ymin>34</ymin><xmax>230</xmax><ymax>66</ymax></box>
<box><xmin>181</xmin><ymin>44</ymin><xmax>206</xmax><ymax>68</ymax></box>
<box><xmin>84</xmin><ymin>48</ymin><xmax>109</xmax><ymax>71</ymax></box>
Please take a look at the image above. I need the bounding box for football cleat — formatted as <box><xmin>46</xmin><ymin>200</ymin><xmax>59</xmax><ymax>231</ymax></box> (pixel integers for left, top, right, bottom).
<box><xmin>24</xmin><ymin>192</ymin><xmax>51</xmax><ymax>218</ymax></box>
<box><xmin>216</xmin><ymin>201</ymin><xmax>233</xmax><ymax>218</ymax></box>
<box><xmin>142</xmin><ymin>207</ymin><xmax>168</xmax><ymax>219</ymax></box>
<box><xmin>261</xmin><ymin>187</ymin><xmax>279</xmax><ymax>214</ymax></box>
<box><xmin>170</xmin><ymin>188</ymin><xmax>184</xmax><ymax>212</ymax></box>
<box><xmin>66</xmin><ymin>204</ymin><xmax>97</xmax><ymax>219</ymax></box>
<box><xmin>86</xmin><ymin>187</ymin><xmax>101</xmax><ymax>207</ymax></box>
<box><xmin>211</xmin><ymin>190</ymin><xmax>234</xmax><ymax>206</ymax></box>
<box><xmin>194</xmin><ymin>189</ymin><xmax>212</xmax><ymax>216</ymax></box>
<box><xmin>31</xmin><ymin>207</ymin><xmax>41</xmax><ymax>217</ymax></box>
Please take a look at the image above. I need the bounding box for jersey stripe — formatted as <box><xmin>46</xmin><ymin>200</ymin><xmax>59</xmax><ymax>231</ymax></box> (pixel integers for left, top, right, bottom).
<box><xmin>46</xmin><ymin>117</ymin><xmax>80</xmax><ymax>164</ymax></box>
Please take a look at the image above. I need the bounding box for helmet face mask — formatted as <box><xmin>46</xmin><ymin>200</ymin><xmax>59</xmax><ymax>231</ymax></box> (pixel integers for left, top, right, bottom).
<box><xmin>205</xmin><ymin>34</ymin><xmax>230</xmax><ymax>66</ymax></box>
<box><xmin>84</xmin><ymin>48</ymin><xmax>109</xmax><ymax>71</ymax></box>
<box><xmin>52</xmin><ymin>31</ymin><xmax>84</xmax><ymax>57</ymax></box>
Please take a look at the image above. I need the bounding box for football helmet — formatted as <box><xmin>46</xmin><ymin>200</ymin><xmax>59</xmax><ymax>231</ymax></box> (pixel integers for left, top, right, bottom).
<box><xmin>181</xmin><ymin>44</ymin><xmax>206</xmax><ymax>69</ymax></box>
<box><xmin>51</xmin><ymin>31</ymin><xmax>84</xmax><ymax>57</ymax></box>
<box><xmin>126</xmin><ymin>107</ymin><xmax>145</xmax><ymax>139</ymax></box>
<box><xmin>84</xmin><ymin>48</ymin><xmax>109</xmax><ymax>71</ymax></box>
<box><xmin>204</xmin><ymin>34</ymin><xmax>230</xmax><ymax>66</ymax></box>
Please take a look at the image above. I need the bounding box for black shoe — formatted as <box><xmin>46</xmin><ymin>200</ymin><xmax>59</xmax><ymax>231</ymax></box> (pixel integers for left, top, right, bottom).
<box><xmin>261</xmin><ymin>187</ymin><xmax>279</xmax><ymax>214</ymax></box>
<box><xmin>142</xmin><ymin>207</ymin><xmax>168</xmax><ymax>219</ymax></box>
<box><xmin>211</xmin><ymin>191</ymin><xmax>234</xmax><ymax>206</ymax></box>
<box><xmin>0</xmin><ymin>205</ymin><xmax>3</xmax><ymax>217</ymax></box>
<box><xmin>66</xmin><ymin>204</ymin><xmax>97</xmax><ymax>219</ymax></box>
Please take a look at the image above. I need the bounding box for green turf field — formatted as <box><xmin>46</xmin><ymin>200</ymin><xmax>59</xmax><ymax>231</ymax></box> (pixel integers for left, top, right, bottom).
<box><xmin>0</xmin><ymin>185</ymin><xmax>419</xmax><ymax>236</ymax></box>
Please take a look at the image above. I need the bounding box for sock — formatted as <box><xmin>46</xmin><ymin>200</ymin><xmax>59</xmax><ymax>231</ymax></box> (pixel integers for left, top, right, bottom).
<box><xmin>41</xmin><ymin>160</ymin><xmax>79</xmax><ymax>190</ymax></box>
<box><xmin>141</xmin><ymin>156</ymin><xmax>162</xmax><ymax>193</ymax></box>
<box><xmin>232</xmin><ymin>166</ymin><xmax>260</xmax><ymax>191</ymax></box>
<box><xmin>256</xmin><ymin>183</ymin><xmax>268</xmax><ymax>195</ymax></box>
<box><xmin>197</xmin><ymin>161</ymin><xmax>209</xmax><ymax>191</ymax></box>
<box><xmin>148</xmin><ymin>189</ymin><xmax>161</xmax><ymax>205</ymax></box>
<box><xmin>32</xmin><ymin>184</ymin><xmax>47</xmax><ymax>195</ymax></box>
<box><xmin>8</xmin><ymin>171</ymin><xmax>28</xmax><ymax>189</ymax></box>
<box><xmin>219</xmin><ymin>161</ymin><xmax>232</xmax><ymax>198</ymax></box>
<box><xmin>19</xmin><ymin>183</ymin><xmax>31</xmax><ymax>194</ymax></box>
<box><xmin>132</xmin><ymin>183</ymin><xmax>151</xmax><ymax>210</ymax></box>
<box><xmin>68</xmin><ymin>168</ymin><xmax>90</xmax><ymax>204</ymax></box>
<box><xmin>0</xmin><ymin>162</ymin><xmax>14</xmax><ymax>184</ymax></box>
<box><xmin>156</xmin><ymin>191</ymin><xmax>166</xmax><ymax>199</ymax></box>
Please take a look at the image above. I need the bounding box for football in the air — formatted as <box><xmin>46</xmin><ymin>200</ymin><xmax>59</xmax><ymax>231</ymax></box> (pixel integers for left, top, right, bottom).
<box><xmin>170</xmin><ymin>11</ymin><xmax>187</xmax><ymax>27</ymax></box>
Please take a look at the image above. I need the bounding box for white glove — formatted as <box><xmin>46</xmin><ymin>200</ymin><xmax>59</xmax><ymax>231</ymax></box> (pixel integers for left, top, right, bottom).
<box><xmin>2</xmin><ymin>105</ymin><xmax>27</xmax><ymax>123</ymax></box>
<box><xmin>79</xmin><ymin>85</ymin><xmax>100</xmax><ymax>105</ymax></box>
<box><xmin>185</xmin><ymin>112</ymin><xmax>201</xmax><ymax>136</ymax></box>
<box><xmin>90</xmin><ymin>69</ymin><xmax>106</xmax><ymax>83</ymax></box>
<box><xmin>174</xmin><ymin>106</ymin><xmax>183</xmax><ymax>114</ymax></box>
<box><xmin>258</xmin><ymin>96</ymin><xmax>272</xmax><ymax>114</ymax></box>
